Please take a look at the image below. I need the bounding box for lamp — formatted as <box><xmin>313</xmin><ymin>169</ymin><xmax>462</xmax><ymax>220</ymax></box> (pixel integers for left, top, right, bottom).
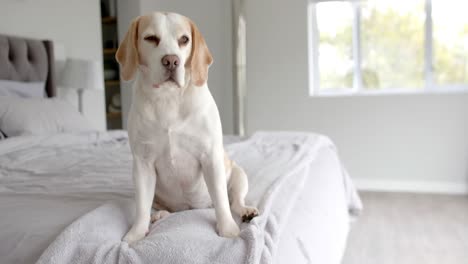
<box><xmin>60</xmin><ymin>58</ymin><xmax>104</xmax><ymax>113</ymax></box>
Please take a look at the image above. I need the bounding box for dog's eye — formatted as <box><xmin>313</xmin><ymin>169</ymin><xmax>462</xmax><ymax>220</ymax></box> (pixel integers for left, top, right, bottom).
<box><xmin>144</xmin><ymin>35</ymin><xmax>160</xmax><ymax>46</ymax></box>
<box><xmin>178</xmin><ymin>35</ymin><xmax>190</xmax><ymax>46</ymax></box>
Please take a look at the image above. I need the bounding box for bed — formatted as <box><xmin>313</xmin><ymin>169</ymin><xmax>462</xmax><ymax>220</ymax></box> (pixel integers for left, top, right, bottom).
<box><xmin>0</xmin><ymin>35</ymin><xmax>362</xmax><ymax>264</ymax></box>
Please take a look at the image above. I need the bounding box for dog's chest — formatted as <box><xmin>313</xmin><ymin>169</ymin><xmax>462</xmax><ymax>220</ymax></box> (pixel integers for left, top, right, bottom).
<box><xmin>153</xmin><ymin>131</ymin><xmax>211</xmax><ymax>210</ymax></box>
<box><xmin>130</xmin><ymin>88</ymin><xmax>214</xmax><ymax>210</ymax></box>
<box><xmin>141</xmin><ymin>90</ymin><xmax>184</xmax><ymax>128</ymax></box>
<box><xmin>157</xmin><ymin>129</ymin><xmax>201</xmax><ymax>166</ymax></box>
<box><xmin>134</xmin><ymin>115</ymin><xmax>211</xmax><ymax>210</ymax></box>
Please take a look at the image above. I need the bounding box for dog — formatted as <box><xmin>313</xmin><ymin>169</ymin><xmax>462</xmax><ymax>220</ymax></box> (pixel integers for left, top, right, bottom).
<box><xmin>116</xmin><ymin>12</ymin><xmax>258</xmax><ymax>243</ymax></box>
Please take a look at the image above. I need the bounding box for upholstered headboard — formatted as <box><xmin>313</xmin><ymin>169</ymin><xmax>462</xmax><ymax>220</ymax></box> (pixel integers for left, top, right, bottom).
<box><xmin>0</xmin><ymin>34</ymin><xmax>56</xmax><ymax>97</ymax></box>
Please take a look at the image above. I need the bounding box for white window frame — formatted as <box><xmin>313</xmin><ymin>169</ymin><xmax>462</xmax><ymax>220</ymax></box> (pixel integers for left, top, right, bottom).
<box><xmin>308</xmin><ymin>0</ymin><xmax>468</xmax><ymax>97</ymax></box>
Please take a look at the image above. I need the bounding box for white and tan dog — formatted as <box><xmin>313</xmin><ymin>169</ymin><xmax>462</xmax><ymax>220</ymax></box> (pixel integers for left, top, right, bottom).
<box><xmin>116</xmin><ymin>12</ymin><xmax>258</xmax><ymax>243</ymax></box>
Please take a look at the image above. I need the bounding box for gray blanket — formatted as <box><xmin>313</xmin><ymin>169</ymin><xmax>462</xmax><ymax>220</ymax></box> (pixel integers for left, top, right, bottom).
<box><xmin>35</xmin><ymin>132</ymin><xmax>362</xmax><ymax>264</ymax></box>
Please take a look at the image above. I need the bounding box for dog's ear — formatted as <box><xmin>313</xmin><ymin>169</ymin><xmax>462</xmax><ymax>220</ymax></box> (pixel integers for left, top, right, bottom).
<box><xmin>116</xmin><ymin>16</ymin><xmax>141</xmax><ymax>81</ymax></box>
<box><xmin>187</xmin><ymin>20</ymin><xmax>213</xmax><ymax>86</ymax></box>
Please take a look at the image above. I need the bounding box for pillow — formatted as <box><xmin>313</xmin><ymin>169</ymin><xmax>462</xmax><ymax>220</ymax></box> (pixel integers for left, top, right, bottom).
<box><xmin>0</xmin><ymin>96</ymin><xmax>95</xmax><ymax>137</ymax></box>
<box><xmin>0</xmin><ymin>80</ymin><xmax>45</xmax><ymax>98</ymax></box>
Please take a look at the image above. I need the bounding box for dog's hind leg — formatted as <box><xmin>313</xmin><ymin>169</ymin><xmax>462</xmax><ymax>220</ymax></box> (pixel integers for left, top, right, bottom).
<box><xmin>228</xmin><ymin>162</ymin><xmax>259</xmax><ymax>222</ymax></box>
<box><xmin>150</xmin><ymin>201</ymin><xmax>171</xmax><ymax>223</ymax></box>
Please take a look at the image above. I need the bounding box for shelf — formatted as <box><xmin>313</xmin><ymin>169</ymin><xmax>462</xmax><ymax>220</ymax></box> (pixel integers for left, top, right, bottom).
<box><xmin>105</xmin><ymin>80</ymin><xmax>120</xmax><ymax>86</ymax></box>
<box><xmin>102</xmin><ymin>16</ymin><xmax>117</xmax><ymax>24</ymax></box>
<box><xmin>103</xmin><ymin>48</ymin><xmax>118</xmax><ymax>55</ymax></box>
<box><xmin>107</xmin><ymin>111</ymin><xmax>122</xmax><ymax>118</ymax></box>
<box><xmin>102</xmin><ymin>13</ymin><xmax>121</xmax><ymax>129</ymax></box>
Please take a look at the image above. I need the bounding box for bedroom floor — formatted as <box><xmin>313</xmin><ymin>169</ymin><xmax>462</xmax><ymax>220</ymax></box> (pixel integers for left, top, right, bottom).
<box><xmin>342</xmin><ymin>191</ymin><xmax>468</xmax><ymax>264</ymax></box>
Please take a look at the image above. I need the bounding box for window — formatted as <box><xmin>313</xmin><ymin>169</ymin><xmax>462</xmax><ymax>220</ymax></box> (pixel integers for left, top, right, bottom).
<box><xmin>308</xmin><ymin>0</ymin><xmax>468</xmax><ymax>96</ymax></box>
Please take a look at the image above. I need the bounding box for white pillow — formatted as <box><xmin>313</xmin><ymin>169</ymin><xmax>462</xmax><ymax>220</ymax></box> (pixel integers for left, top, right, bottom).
<box><xmin>0</xmin><ymin>80</ymin><xmax>45</xmax><ymax>98</ymax></box>
<box><xmin>0</xmin><ymin>96</ymin><xmax>95</xmax><ymax>137</ymax></box>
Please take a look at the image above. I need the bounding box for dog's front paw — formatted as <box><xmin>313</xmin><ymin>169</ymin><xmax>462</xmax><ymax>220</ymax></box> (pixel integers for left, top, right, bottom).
<box><xmin>217</xmin><ymin>218</ymin><xmax>240</xmax><ymax>238</ymax></box>
<box><xmin>123</xmin><ymin>226</ymin><xmax>147</xmax><ymax>244</ymax></box>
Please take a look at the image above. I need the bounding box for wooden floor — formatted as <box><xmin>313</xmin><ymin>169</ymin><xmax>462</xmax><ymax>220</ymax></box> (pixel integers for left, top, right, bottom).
<box><xmin>342</xmin><ymin>192</ymin><xmax>468</xmax><ymax>264</ymax></box>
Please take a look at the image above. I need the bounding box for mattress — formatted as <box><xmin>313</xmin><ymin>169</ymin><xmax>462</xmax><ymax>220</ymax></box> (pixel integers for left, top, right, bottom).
<box><xmin>0</xmin><ymin>131</ymin><xmax>361</xmax><ymax>264</ymax></box>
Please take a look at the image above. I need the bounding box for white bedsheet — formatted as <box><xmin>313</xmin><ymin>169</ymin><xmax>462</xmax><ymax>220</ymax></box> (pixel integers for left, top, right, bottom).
<box><xmin>0</xmin><ymin>131</ymin><xmax>132</xmax><ymax>264</ymax></box>
<box><xmin>0</xmin><ymin>131</ymin><xmax>361</xmax><ymax>264</ymax></box>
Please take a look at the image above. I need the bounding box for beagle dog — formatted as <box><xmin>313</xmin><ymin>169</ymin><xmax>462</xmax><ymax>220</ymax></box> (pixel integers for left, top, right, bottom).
<box><xmin>116</xmin><ymin>12</ymin><xmax>258</xmax><ymax>243</ymax></box>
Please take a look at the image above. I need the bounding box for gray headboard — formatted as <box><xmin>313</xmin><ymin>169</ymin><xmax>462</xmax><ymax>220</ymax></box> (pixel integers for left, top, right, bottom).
<box><xmin>0</xmin><ymin>34</ymin><xmax>56</xmax><ymax>97</ymax></box>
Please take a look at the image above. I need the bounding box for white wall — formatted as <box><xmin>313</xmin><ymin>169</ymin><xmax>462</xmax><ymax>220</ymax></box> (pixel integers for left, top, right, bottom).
<box><xmin>246</xmin><ymin>0</ymin><xmax>468</xmax><ymax>193</ymax></box>
<box><xmin>0</xmin><ymin>0</ymin><xmax>106</xmax><ymax>130</ymax></box>
<box><xmin>117</xmin><ymin>0</ymin><xmax>234</xmax><ymax>133</ymax></box>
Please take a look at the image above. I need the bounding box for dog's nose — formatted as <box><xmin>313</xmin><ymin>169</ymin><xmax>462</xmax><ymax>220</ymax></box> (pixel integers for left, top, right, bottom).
<box><xmin>161</xmin><ymin>55</ymin><xmax>180</xmax><ymax>71</ymax></box>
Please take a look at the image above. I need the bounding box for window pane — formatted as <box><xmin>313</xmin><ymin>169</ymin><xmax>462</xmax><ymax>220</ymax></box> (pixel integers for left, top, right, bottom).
<box><xmin>361</xmin><ymin>0</ymin><xmax>425</xmax><ymax>89</ymax></box>
<box><xmin>433</xmin><ymin>0</ymin><xmax>468</xmax><ymax>85</ymax></box>
<box><xmin>317</xmin><ymin>1</ymin><xmax>353</xmax><ymax>90</ymax></box>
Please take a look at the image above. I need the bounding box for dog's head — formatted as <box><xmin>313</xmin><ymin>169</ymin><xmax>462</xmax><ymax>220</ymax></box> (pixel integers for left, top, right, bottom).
<box><xmin>116</xmin><ymin>12</ymin><xmax>213</xmax><ymax>89</ymax></box>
